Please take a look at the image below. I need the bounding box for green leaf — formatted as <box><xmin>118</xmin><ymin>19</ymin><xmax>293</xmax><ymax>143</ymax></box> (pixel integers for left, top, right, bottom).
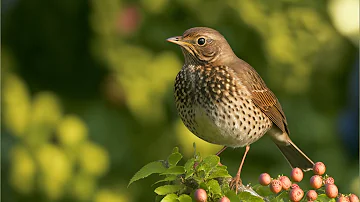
<box><xmin>208</xmin><ymin>169</ymin><xmax>231</xmax><ymax>179</ymax></box>
<box><xmin>238</xmin><ymin>191</ymin><xmax>264</xmax><ymax>202</ymax></box>
<box><xmin>253</xmin><ymin>184</ymin><xmax>273</xmax><ymax>197</ymax></box>
<box><xmin>271</xmin><ymin>191</ymin><xmax>289</xmax><ymax>202</ymax></box>
<box><xmin>160</xmin><ymin>166</ymin><xmax>185</xmax><ymax>175</ymax></box>
<box><xmin>128</xmin><ymin>161</ymin><xmax>166</xmax><ymax>186</ymax></box>
<box><xmin>317</xmin><ymin>194</ymin><xmax>336</xmax><ymax>202</ymax></box>
<box><xmin>177</xmin><ymin>194</ymin><xmax>192</xmax><ymax>202</ymax></box>
<box><xmin>168</xmin><ymin>148</ymin><xmax>182</xmax><ymax>166</ymax></box>
<box><xmin>196</xmin><ymin>155</ymin><xmax>219</xmax><ymax>174</ymax></box>
<box><xmin>161</xmin><ymin>193</ymin><xmax>178</xmax><ymax>202</ymax></box>
<box><xmin>155</xmin><ymin>184</ymin><xmax>186</xmax><ymax>195</ymax></box>
<box><xmin>184</xmin><ymin>158</ymin><xmax>195</xmax><ymax>173</ymax></box>
<box><xmin>225</xmin><ymin>190</ymin><xmax>241</xmax><ymax>202</ymax></box>
<box><xmin>206</xmin><ymin>179</ymin><xmax>222</xmax><ymax>195</ymax></box>
<box><xmin>153</xmin><ymin>175</ymin><xmax>178</xmax><ymax>185</ymax></box>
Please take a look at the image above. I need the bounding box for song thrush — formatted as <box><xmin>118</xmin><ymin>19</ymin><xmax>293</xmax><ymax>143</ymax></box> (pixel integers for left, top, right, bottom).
<box><xmin>167</xmin><ymin>27</ymin><xmax>314</xmax><ymax>192</ymax></box>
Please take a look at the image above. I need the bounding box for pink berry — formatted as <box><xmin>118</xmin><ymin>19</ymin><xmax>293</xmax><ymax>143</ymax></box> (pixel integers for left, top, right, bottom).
<box><xmin>349</xmin><ymin>194</ymin><xmax>360</xmax><ymax>202</ymax></box>
<box><xmin>291</xmin><ymin>168</ymin><xmax>304</xmax><ymax>182</ymax></box>
<box><xmin>313</xmin><ymin>162</ymin><xmax>326</xmax><ymax>175</ymax></box>
<box><xmin>218</xmin><ymin>196</ymin><xmax>230</xmax><ymax>202</ymax></box>
<box><xmin>289</xmin><ymin>187</ymin><xmax>304</xmax><ymax>202</ymax></box>
<box><xmin>291</xmin><ymin>183</ymin><xmax>299</xmax><ymax>189</ymax></box>
<box><xmin>325</xmin><ymin>177</ymin><xmax>335</xmax><ymax>185</ymax></box>
<box><xmin>325</xmin><ymin>184</ymin><xmax>339</xmax><ymax>198</ymax></box>
<box><xmin>310</xmin><ymin>175</ymin><xmax>323</xmax><ymax>189</ymax></box>
<box><xmin>306</xmin><ymin>190</ymin><xmax>318</xmax><ymax>201</ymax></box>
<box><xmin>337</xmin><ymin>195</ymin><xmax>350</xmax><ymax>202</ymax></box>
<box><xmin>279</xmin><ymin>176</ymin><xmax>292</xmax><ymax>190</ymax></box>
<box><xmin>259</xmin><ymin>173</ymin><xmax>271</xmax><ymax>186</ymax></box>
<box><xmin>194</xmin><ymin>189</ymin><xmax>207</xmax><ymax>202</ymax></box>
<box><xmin>270</xmin><ymin>179</ymin><xmax>282</xmax><ymax>194</ymax></box>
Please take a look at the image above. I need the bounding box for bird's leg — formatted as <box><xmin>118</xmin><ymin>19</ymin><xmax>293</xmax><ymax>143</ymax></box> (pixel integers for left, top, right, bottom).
<box><xmin>230</xmin><ymin>145</ymin><xmax>250</xmax><ymax>194</ymax></box>
<box><xmin>215</xmin><ymin>146</ymin><xmax>227</xmax><ymax>166</ymax></box>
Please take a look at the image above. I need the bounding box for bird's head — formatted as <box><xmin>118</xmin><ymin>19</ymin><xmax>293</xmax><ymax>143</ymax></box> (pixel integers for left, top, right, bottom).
<box><xmin>167</xmin><ymin>27</ymin><xmax>236</xmax><ymax>65</ymax></box>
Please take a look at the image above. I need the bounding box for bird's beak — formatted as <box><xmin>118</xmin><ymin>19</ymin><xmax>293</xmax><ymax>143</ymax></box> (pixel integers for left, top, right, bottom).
<box><xmin>167</xmin><ymin>36</ymin><xmax>189</xmax><ymax>47</ymax></box>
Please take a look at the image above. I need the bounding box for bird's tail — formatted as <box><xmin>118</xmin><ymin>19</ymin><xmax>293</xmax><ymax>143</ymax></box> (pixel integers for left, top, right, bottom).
<box><xmin>275</xmin><ymin>140</ymin><xmax>314</xmax><ymax>172</ymax></box>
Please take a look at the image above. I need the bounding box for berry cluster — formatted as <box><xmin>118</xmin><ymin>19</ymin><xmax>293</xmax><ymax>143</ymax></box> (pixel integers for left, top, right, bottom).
<box><xmin>258</xmin><ymin>162</ymin><xmax>359</xmax><ymax>202</ymax></box>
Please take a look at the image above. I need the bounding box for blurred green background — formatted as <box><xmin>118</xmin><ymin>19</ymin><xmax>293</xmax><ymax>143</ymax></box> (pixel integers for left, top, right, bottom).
<box><xmin>1</xmin><ymin>0</ymin><xmax>359</xmax><ymax>201</ymax></box>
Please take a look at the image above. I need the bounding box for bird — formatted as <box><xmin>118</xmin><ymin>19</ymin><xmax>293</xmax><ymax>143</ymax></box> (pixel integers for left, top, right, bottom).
<box><xmin>167</xmin><ymin>27</ymin><xmax>314</xmax><ymax>192</ymax></box>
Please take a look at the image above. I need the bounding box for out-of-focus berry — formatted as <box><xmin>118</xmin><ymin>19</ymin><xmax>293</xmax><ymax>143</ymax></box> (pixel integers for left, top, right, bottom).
<box><xmin>291</xmin><ymin>168</ymin><xmax>304</xmax><ymax>182</ymax></box>
<box><xmin>306</xmin><ymin>190</ymin><xmax>318</xmax><ymax>201</ymax></box>
<box><xmin>325</xmin><ymin>184</ymin><xmax>339</xmax><ymax>198</ymax></box>
<box><xmin>310</xmin><ymin>175</ymin><xmax>323</xmax><ymax>189</ymax></box>
<box><xmin>349</xmin><ymin>194</ymin><xmax>360</xmax><ymax>202</ymax></box>
<box><xmin>194</xmin><ymin>189</ymin><xmax>207</xmax><ymax>202</ymax></box>
<box><xmin>313</xmin><ymin>162</ymin><xmax>326</xmax><ymax>175</ymax></box>
<box><xmin>218</xmin><ymin>196</ymin><xmax>230</xmax><ymax>202</ymax></box>
<box><xmin>289</xmin><ymin>188</ymin><xmax>304</xmax><ymax>202</ymax></box>
<box><xmin>259</xmin><ymin>173</ymin><xmax>271</xmax><ymax>186</ymax></box>
<box><xmin>270</xmin><ymin>179</ymin><xmax>282</xmax><ymax>194</ymax></box>
<box><xmin>279</xmin><ymin>176</ymin><xmax>292</xmax><ymax>190</ymax></box>
<box><xmin>337</xmin><ymin>195</ymin><xmax>350</xmax><ymax>202</ymax></box>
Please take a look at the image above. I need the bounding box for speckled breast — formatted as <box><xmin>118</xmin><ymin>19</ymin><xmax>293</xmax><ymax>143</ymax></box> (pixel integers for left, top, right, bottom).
<box><xmin>174</xmin><ymin>64</ymin><xmax>273</xmax><ymax>147</ymax></box>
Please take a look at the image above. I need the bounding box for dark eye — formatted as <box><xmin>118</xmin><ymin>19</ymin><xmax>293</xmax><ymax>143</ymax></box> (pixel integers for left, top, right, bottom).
<box><xmin>197</xmin><ymin>37</ymin><xmax>206</xmax><ymax>45</ymax></box>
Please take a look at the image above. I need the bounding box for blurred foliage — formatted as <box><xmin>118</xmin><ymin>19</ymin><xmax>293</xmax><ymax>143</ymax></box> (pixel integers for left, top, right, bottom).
<box><xmin>1</xmin><ymin>0</ymin><xmax>358</xmax><ymax>201</ymax></box>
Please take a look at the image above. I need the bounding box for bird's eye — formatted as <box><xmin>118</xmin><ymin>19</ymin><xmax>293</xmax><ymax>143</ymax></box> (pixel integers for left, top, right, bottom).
<box><xmin>197</xmin><ymin>37</ymin><xmax>206</xmax><ymax>46</ymax></box>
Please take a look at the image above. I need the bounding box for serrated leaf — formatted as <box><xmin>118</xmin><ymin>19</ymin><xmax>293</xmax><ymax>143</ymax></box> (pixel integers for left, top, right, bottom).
<box><xmin>184</xmin><ymin>158</ymin><xmax>195</xmax><ymax>173</ymax></box>
<box><xmin>196</xmin><ymin>155</ymin><xmax>219</xmax><ymax>174</ymax></box>
<box><xmin>128</xmin><ymin>161</ymin><xmax>166</xmax><ymax>186</ymax></box>
<box><xmin>160</xmin><ymin>166</ymin><xmax>185</xmax><ymax>175</ymax></box>
<box><xmin>185</xmin><ymin>170</ymin><xmax>194</xmax><ymax>179</ymax></box>
<box><xmin>253</xmin><ymin>184</ymin><xmax>273</xmax><ymax>197</ymax></box>
<box><xmin>316</xmin><ymin>194</ymin><xmax>336</xmax><ymax>202</ymax></box>
<box><xmin>153</xmin><ymin>175</ymin><xmax>178</xmax><ymax>186</ymax></box>
<box><xmin>206</xmin><ymin>179</ymin><xmax>222</xmax><ymax>195</ymax></box>
<box><xmin>155</xmin><ymin>184</ymin><xmax>185</xmax><ymax>195</ymax></box>
<box><xmin>271</xmin><ymin>190</ymin><xmax>289</xmax><ymax>202</ymax></box>
<box><xmin>208</xmin><ymin>169</ymin><xmax>231</xmax><ymax>179</ymax></box>
<box><xmin>177</xmin><ymin>194</ymin><xmax>192</xmax><ymax>202</ymax></box>
<box><xmin>161</xmin><ymin>193</ymin><xmax>178</xmax><ymax>202</ymax></box>
<box><xmin>168</xmin><ymin>152</ymin><xmax>182</xmax><ymax>166</ymax></box>
<box><xmin>225</xmin><ymin>190</ymin><xmax>241</xmax><ymax>202</ymax></box>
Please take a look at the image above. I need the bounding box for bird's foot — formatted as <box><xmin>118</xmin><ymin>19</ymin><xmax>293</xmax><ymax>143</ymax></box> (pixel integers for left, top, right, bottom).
<box><xmin>229</xmin><ymin>174</ymin><xmax>242</xmax><ymax>194</ymax></box>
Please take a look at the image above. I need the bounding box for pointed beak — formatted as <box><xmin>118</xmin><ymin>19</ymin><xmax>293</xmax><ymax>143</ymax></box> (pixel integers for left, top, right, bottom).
<box><xmin>167</xmin><ymin>36</ymin><xmax>189</xmax><ymax>47</ymax></box>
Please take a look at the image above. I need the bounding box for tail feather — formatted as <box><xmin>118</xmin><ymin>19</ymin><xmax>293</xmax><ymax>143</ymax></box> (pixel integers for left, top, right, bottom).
<box><xmin>275</xmin><ymin>140</ymin><xmax>314</xmax><ymax>172</ymax></box>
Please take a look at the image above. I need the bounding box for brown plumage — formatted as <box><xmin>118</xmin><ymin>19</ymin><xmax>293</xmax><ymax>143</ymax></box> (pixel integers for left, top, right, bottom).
<box><xmin>167</xmin><ymin>27</ymin><xmax>314</xmax><ymax>192</ymax></box>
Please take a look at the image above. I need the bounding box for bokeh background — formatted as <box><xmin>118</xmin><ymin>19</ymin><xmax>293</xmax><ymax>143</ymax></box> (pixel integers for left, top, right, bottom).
<box><xmin>1</xmin><ymin>0</ymin><xmax>359</xmax><ymax>201</ymax></box>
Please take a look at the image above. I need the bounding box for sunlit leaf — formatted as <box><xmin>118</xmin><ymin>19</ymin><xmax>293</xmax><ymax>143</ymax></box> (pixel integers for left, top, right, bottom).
<box><xmin>128</xmin><ymin>161</ymin><xmax>166</xmax><ymax>187</ymax></box>
<box><xmin>155</xmin><ymin>185</ymin><xmax>185</xmax><ymax>195</ymax></box>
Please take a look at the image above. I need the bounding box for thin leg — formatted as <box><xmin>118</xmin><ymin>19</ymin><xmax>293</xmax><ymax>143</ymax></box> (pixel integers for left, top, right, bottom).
<box><xmin>216</xmin><ymin>146</ymin><xmax>227</xmax><ymax>156</ymax></box>
<box><xmin>230</xmin><ymin>145</ymin><xmax>251</xmax><ymax>194</ymax></box>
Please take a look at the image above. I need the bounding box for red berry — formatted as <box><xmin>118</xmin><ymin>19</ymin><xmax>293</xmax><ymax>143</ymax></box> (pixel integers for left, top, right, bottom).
<box><xmin>259</xmin><ymin>173</ymin><xmax>271</xmax><ymax>186</ymax></box>
<box><xmin>291</xmin><ymin>168</ymin><xmax>304</xmax><ymax>182</ymax></box>
<box><xmin>325</xmin><ymin>177</ymin><xmax>335</xmax><ymax>185</ymax></box>
<box><xmin>289</xmin><ymin>188</ymin><xmax>304</xmax><ymax>202</ymax></box>
<box><xmin>279</xmin><ymin>176</ymin><xmax>292</xmax><ymax>190</ymax></box>
<box><xmin>270</xmin><ymin>179</ymin><xmax>282</xmax><ymax>194</ymax></box>
<box><xmin>218</xmin><ymin>196</ymin><xmax>230</xmax><ymax>202</ymax></box>
<box><xmin>313</xmin><ymin>162</ymin><xmax>326</xmax><ymax>175</ymax></box>
<box><xmin>325</xmin><ymin>184</ymin><xmax>339</xmax><ymax>198</ymax></box>
<box><xmin>306</xmin><ymin>190</ymin><xmax>318</xmax><ymax>201</ymax></box>
<box><xmin>337</xmin><ymin>195</ymin><xmax>350</xmax><ymax>202</ymax></box>
<box><xmin>194</xmin><ymin>189</ymin><xmax>207</xmax><ymax>202</ymax></box>
<box><xmin>291</xmin><ymin>183</ymin><xmax>300</xmax><ymax>189</ymax></box>
<box><xmin>310</xmin><ymin>175</ymin><xmax>323</xmax><ymax>189</ymax></box>
<box><xmin>349</xmin><ymin>194</ymin><xmax>360</xmax><ymax>202</ymax></box>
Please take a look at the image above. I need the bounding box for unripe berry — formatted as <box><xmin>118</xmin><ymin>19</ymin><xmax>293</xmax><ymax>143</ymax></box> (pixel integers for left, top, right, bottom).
<box><xmin>310</xmin><ymin>175</ymin><xmax>323</xmax><ymax>189</ymax></box>
<box><xmin>289</xmin><ymin>188</ymin><xmax>304</xmax><ymax>202</ymax></box>
<box><xmin>279</xmin><ymin>176</ymin><xmax>292</xmax><ymax>190</ymax></box>
<box><xmin>325</xmin><ymin>177</ymin><xmax>335</xmax><ymax>185</ymax></box>
<box><xmin>325</xmin><ymin>184</ymin><xmax>339</xmax><ymax>198</ymax></box>
<box><xmin>194</xmin><ymin>189</ymin><xmax>207</xmax><ymax>202</ymax></box>
<box><xmin>291</xmin><ymin>168</ymin><xmax>304</xmax><ymax>182</ymax></box>
<box><xmin>259</xmin><ymin>173</ymin><xmax>271</xmax><ymax>186</ymax></box>
<box><xmin>306</xmin><ymin>190</ymin><xmax>318</xmax><ymax>201</ymax></box>
<box><xmin>349</xmin><ymin>194</ymin><xmax>360</xmax><ymax>202</ymax></box>
<box><xmin>313</xmin><ymin>162</ymin><xmax>326</xmax><ymax>175</ymax></box>
<box><xmin>270</xmin><ymin>179</ymin><xmax>282</xmax><ymax>194</ymax></box>
<box><xmin>218</xmin><ymin>196</ymin><xmax>230</xmax><ymax>202</ymax></box>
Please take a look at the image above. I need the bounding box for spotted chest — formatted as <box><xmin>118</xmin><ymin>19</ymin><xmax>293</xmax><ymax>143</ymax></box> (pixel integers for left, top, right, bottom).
<box><xmin>174</xmin><ymin>64</ymin><xmax>273</xmax><ymax>147</ymax></box>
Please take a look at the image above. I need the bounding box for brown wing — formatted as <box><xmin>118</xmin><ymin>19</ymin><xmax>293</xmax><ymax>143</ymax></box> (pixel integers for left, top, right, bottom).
<box><xmin>231</xmin><ymin>59</ymin><xmax>290</xmax><ymax>134</ymax></box>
